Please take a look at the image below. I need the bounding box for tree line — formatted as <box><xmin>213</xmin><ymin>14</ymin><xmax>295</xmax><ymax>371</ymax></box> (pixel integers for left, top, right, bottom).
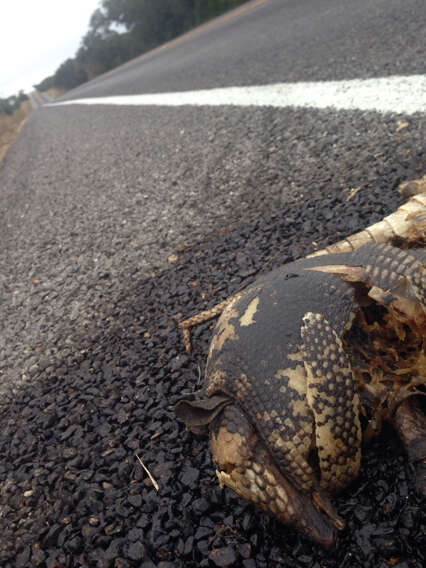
<box><xmin>35</xmin><ymin>0</ymin><xmax>249</xmax><ymax>92</ymax></box>
<box><xmin>0</xmin><ymin>91</ymin><xmax>28</xmax><ymax>116</ymax></box>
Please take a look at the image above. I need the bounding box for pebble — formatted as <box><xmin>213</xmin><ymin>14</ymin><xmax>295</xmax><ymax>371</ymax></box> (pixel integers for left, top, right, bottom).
<box><xmin>209</xmin><ymin>546</ymin><xmax>238</xmax><ymax>566</ymax></box>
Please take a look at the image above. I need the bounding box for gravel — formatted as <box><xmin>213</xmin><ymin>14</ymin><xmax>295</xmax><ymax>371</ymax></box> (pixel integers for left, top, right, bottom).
<box><xmin>0</xmin><ymin>106</ymin><xmax>425</xmax><ymax>566</ymax></box>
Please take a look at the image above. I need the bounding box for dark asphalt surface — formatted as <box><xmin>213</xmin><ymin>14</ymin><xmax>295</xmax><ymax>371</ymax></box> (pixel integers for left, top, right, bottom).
<box><xmin>0</xmin><ymin>0</ymin><xmax>425</xmax><ymax>566</ymax></box>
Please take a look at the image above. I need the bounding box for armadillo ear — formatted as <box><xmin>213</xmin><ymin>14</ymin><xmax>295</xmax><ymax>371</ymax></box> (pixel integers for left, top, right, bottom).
<box><xmin>174</xmin><ymin>393</ymin><xmax>232</xmax><ymax>435</ymax></box>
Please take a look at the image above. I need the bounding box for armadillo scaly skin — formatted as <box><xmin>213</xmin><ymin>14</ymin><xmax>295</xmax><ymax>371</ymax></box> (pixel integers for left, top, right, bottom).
<box><xmin>205</xmin><ymin>253</ymin><xmax>363</xmax><ymax>496</ymax></box>
<box><xmin>210</xmin><ymin>404</ymin><xmax>339</xmax><ymax>548</ymax></box>
<box><xmin>175</xmin><ymin>208</ymin><xmax>425</xmax><ymax>547</ymax></box>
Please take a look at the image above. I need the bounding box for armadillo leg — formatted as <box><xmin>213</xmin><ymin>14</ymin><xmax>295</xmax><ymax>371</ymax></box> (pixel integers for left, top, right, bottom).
<box><xmin>210</xmin><ymin>403</ymin><xmax>338</xmax><ymax>548</ymax></box>
<box><xmin>179</xmin><ymin>298</ymin><xmax>232</xmax><ymax>354</ymax></box>
<box><xmin>392</xmin><ymin>398</ymin><xmax>426</xmax><ymax>496</ymax></box>
<box><xmin>301</xmin><ymin>312</ymin><xmax>362</xmax><ymax>493</ymax></box>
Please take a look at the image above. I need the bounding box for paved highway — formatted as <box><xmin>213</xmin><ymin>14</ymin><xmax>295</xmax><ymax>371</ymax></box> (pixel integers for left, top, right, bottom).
<box><xmin>60</xmin><ymin>0</ymin><xmax>425</xmax><ymax>98</ymax></box>
<box><xmin>0</xmin><ymin>0</ymin><xmax>425</xmax><ymax>564</ymax></box>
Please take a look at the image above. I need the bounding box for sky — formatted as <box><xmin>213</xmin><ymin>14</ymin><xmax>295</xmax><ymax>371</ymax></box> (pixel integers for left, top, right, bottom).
<box><xmin>0</xmin><ymin>0</ymin><xmax>101</xmax><ymax>97</ymax></box>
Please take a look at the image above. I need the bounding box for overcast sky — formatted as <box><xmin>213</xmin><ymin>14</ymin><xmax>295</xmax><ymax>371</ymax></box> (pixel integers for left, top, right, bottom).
<box><xmin>0</xmin><ymin>0</ymin><xmax>101</xmax><ymax>97</ymax></box>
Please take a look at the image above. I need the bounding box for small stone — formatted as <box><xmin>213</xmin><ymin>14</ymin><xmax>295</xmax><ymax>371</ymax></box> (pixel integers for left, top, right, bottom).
<box><xmin>104</xmin><ymin>539</ymin><xmax>122</xmax><ymax>560</ymax></box>
<box><xmin>42</xmin><ymin>524</ymin><xmax>61</xmax><ymax>547</ymax></box>
<box><xmin>61</xmin><ymin>424</ymin><xmax>80</xmax><ymax>441</ymax></box>
<box><xmin>31</xmin><ymin>544</ymin><xmax>46</xmax><ymax>566</ymax></box>
<box><xmin>192</xmin><ymin>497</ymin><xmax>210</xmax><ymax>515</ymax></box>
<box><xmin>128</xmin><ymin>494</ymin><xmax>142</xmax><ymax>507</ymax></box>
<box><xmin>184</xmin><ymin>535</ymin><xmax>194</xmax><ymax>555</ymax></box>
<box><xmin>197</xmin><ymin>540</ymin><xmax>210</xmax><ymax>555</ymax></box>
<box><xmin>239</xmin><ymin>543</ymin><xmax>251</xmax><ymax>559</ymax></box>
<box><xmin>195</xmin><ymin>526</ymin><xmax>211</xmax><ymax>540</ymax></box>
<box><xmin>180</xmin><ymin>466</ymin><xmax>199</xmax><ymax>487</ymax></box>
<box><xmin>63</xmin><ymin>447</ymin><xmax>77</xmax><ymax>459</ymax></box>
<box><xmin>16</xmin><ymin>546</ymin><xmax>31</xmax><ymax>567</ymax></box>
<box><xmin>128</xmin><ymin>527</ymin><xmax>144</xmax><ymax>542</ymax></box>
<box><xmin>114</xmin><ymin>559</ymin><xmax>130</xmax><ymax>568</ymax></box>
<box><xmin>67</xmin><ymin>535</ymin><xmax>83</xmax><ymax>553</ymax></box>
<box><xmin>64</xmin><ymin>471</ymin><xmax>77</xmax><ymax>481</ymax></box>
<box><xmin>127</xmin><ymin>541</ymin><xmax>146</xmax><ymax>560</ymax></box>
<box><xmin>209</xmin><ymin>546</ymin><xmax>237</xmax><ymax>567</ymax></box>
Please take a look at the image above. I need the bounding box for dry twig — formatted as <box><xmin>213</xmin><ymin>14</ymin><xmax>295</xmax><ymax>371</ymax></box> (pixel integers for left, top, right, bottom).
<box><xmin>136</xmin><ymin>454</ymin><xmax>159</xmax><ymax>491</ymax></box>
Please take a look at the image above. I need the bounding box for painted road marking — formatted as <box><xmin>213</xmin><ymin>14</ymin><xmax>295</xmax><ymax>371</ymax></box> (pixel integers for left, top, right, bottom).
<box><xmin>50</xmin><ymin>75</ymin><xmax>426</xmax><ymax>115</ymax></box>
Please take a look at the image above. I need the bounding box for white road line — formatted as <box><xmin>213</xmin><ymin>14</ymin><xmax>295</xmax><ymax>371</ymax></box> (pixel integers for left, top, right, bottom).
<box><xmin>50</xmin><ymin>75</ymin><xmax>426</xmax><ymax>114</ymax></box>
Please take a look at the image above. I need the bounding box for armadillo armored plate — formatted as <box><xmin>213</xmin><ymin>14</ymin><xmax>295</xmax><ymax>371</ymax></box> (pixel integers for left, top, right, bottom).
<box><xmin>176</xmin><ymin>216</ymin><xmax>426</xmax><ymax>547</ymax></box>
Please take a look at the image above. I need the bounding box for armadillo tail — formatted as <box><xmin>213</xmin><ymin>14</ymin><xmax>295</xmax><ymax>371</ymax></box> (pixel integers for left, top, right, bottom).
<box><xmin>309</xmin><ymin>192</ymin><xmax>426</xmax><ymax>258</ymax></box>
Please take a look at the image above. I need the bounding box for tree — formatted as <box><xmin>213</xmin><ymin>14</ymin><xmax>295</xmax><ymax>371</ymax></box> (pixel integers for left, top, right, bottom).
<box><xmin>54</xmin><ymin>59</ymin><xmax>88</xmax><ymax>89</ymax></box>
<box><xmin>34</xmin><ymin>76</ymin><xmax>55</xmax><ymax>92</ymax></box>
<box><xmin>33</xmin><ymin>1</ymin><xmax>250</xmax><ymax>92</ymax></box>
<box><xmin>0</xmin><ymin>91</ymin><xmax>28</xmax><ymax>115</ymax></box>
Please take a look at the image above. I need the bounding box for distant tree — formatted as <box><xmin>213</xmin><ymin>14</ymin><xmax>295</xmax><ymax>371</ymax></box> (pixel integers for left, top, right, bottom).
<box><xmin>0</xmin><ymin>99</ymin><xmax>12</xmax><ymax>115</ymax></box>
<box><xmin>34</xmin><ymin>75</ymin><xmax>55</xmax><ymax>92</ymax></box>
<box><xmin>32</xmin><ymin>0</ymin><xmax>250</xmax><ymax>93</ymax></box>
<box><xmin>34</xmin><ymin>61</ymin><xmax>87</xmax><ymax>93</ymax></box>
<box><xmin>54</xmin><ymin>58</ymin><xmax>88</xmax><ymax>90</ymax></box>
<box><xmin>76</xmin><ymin>6</ymin><xmax>140</xmax><ymax>78</ymax></box>
<box><xmin>0</xmin><ymin>91</ymin><xmax>28</xmax><ymax>115</ymax></box>
<box><xmin>101</xmin><ymin>0</ymin><xmax>202</xmax><ymax>47</ymax></box>
<box><xmin>17</xmin><ymin>90</ymin><xmax>28</xmax><ymax>103</ymax></box>
<box><xmin>208</xmin><ymin>0</ymin><xmax>246</xmax><ymax>16</ymax></box>
<box><xmin>100</xmin><ymin>0</ymin><xmax>249</xmax><ymax>48</ymax></box>
<box><xmin>77</xmin><ymin>31</ymin><xmax>139</xmax><ymax>78</ymax></box>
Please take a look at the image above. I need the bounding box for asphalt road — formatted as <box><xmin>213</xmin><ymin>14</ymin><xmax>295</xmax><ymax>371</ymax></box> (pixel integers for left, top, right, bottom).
<box><xmin>60</xmin><ymin>0</ymin><xmax>426</xmax><ymax>98</ymax></box>
<box><xmin>0</xmin><ymin>0</ymin><xmax>425</xmax><ymax>565</ymax></box>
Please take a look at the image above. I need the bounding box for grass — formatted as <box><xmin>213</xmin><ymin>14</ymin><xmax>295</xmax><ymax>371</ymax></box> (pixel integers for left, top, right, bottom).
<box><xmin>44</xmin><ymin>87</ymin><xmax>67</xmax><ymax>100</ymax></box>
<box><xmin>0</xmin><ymin>87</ymin><xmax>68</xmax><ymax>165</ymax></box>
<box><xmin>0</xmin><ymin>100</ymin><xmax>31</xmax><ymax>164</ymax></box>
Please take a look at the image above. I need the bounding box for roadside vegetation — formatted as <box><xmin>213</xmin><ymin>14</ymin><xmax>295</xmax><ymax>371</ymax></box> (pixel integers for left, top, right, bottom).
<box><xmin>35</xmin><ymin>0</ymin><xmax>250</xmax><ymax>91</ymax></box>
<box><xmin>0</xmin><ymin>90</ymin><xmax>28</xmax><ymax>116</ymax></box>
<box><xmin>43</xmin><ymin>87</ymin><xmax>68</xmax><ymax>100</ymax></box>
<box><xmin>0</xmin><ymin>99</ymin><xmax>31</xmax><ymax>164</ymax></box>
